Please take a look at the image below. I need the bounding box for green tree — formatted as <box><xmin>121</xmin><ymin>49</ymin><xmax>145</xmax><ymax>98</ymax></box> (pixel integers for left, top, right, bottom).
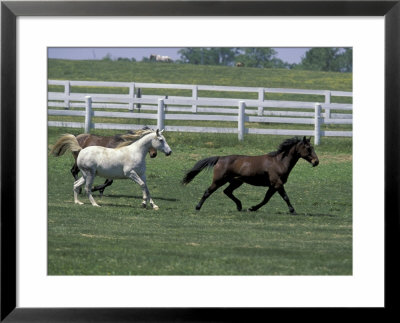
<box><xmin>178</xmin><ymin>48</ymin><xmax>203</xmax><ymax>65</ymax></box>
<box><xmin>335</xmin><ymin>48</ymin><xmax>352</xmax><ymax>72</ymax></box>
<box><xmin>212</xmin><ymin>47</ymin><xmax>240</xmax><ymax>65</ymax></box>
<box><xmin>102</xmin><ymin>53</ymin><xmax>113</xmax><ymax>61</ymax></box>
<box><xmin>117</xmin><ymin>57</ymin><xmax>131</xmax><ymax>62</ymax></box>
<box><xmin>296</xmin><ymin>48</ymin><xmax>352</xmax><ymax>72</ymax></box>
<box><xmin>268</xmin><ymin>57</ymin><xmax>292</xmax><ymax>69</ymax></box>
<box><xmin>178</xmin><ymin>48</ymin><xmax>239</xmax><ymax>66</ymax></box>
<box><xmin>235</xmin><ymin>48</ymin><xmax>277</xmax><ymax>68</ymax></box>
<box><xmin>299</xmin><ymin>48</ymin><xmax>339</xmax><ymax>71</ymax></box>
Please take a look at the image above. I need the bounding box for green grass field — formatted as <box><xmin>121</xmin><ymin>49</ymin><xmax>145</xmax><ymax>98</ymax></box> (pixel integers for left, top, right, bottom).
<box><xmin>48</xmin><ymin>60</ymin><xmax>352</xmax><ymax>275</ymax></box>
<box><xmin>48</xmin><ymin>128</ymin><xmax>352</xmax><ymax>275</ymax></box>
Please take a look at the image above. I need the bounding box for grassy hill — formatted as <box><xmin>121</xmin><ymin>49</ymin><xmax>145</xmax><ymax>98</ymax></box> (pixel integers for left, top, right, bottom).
<box><xmin>48</xmin><ymin>59</ymin><xmax>352</xmax><ymax>93</ymax></box>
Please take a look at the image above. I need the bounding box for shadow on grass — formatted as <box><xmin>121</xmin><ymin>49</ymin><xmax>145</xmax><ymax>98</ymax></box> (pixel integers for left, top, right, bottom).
<box><xmin>100</xmin><ymin>194</ymin><xmax>179</xmax><ymax>202</ymax></box>
<box><xmin>302</xmin><ymin>213</ymin><xmax>337</xmax><ymax>217</ymax></box>
<box><xmin>98</xmin><ymin>203</ymin><xmax>162</xmax><ymax>209</ymax></box>
<box><xmin>240</xmin><ymin>210</ymin><xmax>337</xmax><ymax>217</ymax></box>
<box><xmin>285</xmin><ymin>212</ymin><xmax>337</xmax><ymax>217</ymax></box>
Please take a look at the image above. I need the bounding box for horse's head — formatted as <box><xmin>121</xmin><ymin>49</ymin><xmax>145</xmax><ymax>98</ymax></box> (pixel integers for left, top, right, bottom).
<box><xmin>151</xmin><ymin>129</ymin><xmax>172</xmax><ymax>156</ymax></box>
<box><xmin>297</xmin><ymin>137</ymin><xmax>319</xmax><ymax>167</ymax></box>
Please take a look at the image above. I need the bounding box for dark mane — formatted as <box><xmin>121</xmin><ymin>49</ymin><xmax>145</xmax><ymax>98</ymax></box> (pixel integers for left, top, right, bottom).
<box><xmin>113</xmin><ymin>133</ymin><xmax>125</xmax><ymax>141</ymax></box>
<box><xmin>114</xmin><ymin>126</ymin><xmax>152</xmax><ymax>141</ymax></box>
<box><xmin>267</xmin><ymin>137</ymin><xmax>302</xmax><ymax>157</ymax></box>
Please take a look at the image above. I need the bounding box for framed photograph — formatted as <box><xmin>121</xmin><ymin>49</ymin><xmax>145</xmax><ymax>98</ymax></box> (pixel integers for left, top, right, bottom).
<box><xmin>2</xmin><ymin>0</ymin><xmax>399</xmax><ymax>321</ymax></box>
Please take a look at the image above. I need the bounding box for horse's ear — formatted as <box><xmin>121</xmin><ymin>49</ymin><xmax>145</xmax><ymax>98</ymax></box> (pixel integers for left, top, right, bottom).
<box><xmin>303</xmin><ymin>136</ymin><xmax>307</xmax><ymax>142</ymax></box>
<box><xmin>308</xmin><ymin>136</ymin><xmax>312</xmax><ymax>142</ymax></box>
<box><xmin>156</xmin><ymin>129</ymin><xmax>159</xmax><ymax>136</ymax></box>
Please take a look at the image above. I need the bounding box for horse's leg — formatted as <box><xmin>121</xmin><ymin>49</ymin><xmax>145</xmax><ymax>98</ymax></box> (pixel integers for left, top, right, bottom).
<box><xmin>223</xmin><ymin>180</ymin><xmax>243</xmax><ymax>211</ymax></box>
<box><xmin>92</xmin><ymin>179</ymin><xmax>113</xmax><ymax>196</ymax></box>
<box><xmin>196</xmin><ymin>178</ymin><xmax>228</xmax><ymax>211</ymax></box>
<box><xmin>84</xmin><ymin>170</ymin><xmax>100</xmax><ymax>207</ymax></box>
<box><xmin>128</xmin><ymin>171</ymin><xmax>158</xmax><ymax>210</ymax></box>
<box><xmin>277</xmin><ymin>187</ymin><xmax>296</xmax><ymax>214</ymax></box>
<box><xmin>248</xmin><ymin>187</ymin><xmax>277</xmax><ymax>212</ymax></box>
<box><xmin>140</xmin><ymin>174</ymin><xmax>158</xmax><ymax>209</ymax></box>
<box><xmin>71</xmin><ymin>163</ymin><xmax>80</xmax><ymax>180</ymax></box>
<box><xmin>73</xmin><ymin>177</ymin><xmax>85</xmax><ymax>205</ymax></box>
<box><xmin>71</xmin><ymin>152</ymin><xmax>82</xmax><ymax>194</ymax></box>
<box><xmin>71</xmin><ymin>162</ymin><xmax>83</xmax><ymax>194</ymax></box>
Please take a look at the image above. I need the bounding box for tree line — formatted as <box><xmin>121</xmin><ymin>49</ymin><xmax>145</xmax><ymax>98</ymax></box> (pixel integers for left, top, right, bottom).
<box><xmin>108</xmin><ymin>47</ymin><xmax>352</xmax><ymax>73</ymax></box>
<box><xmin>175</xmin><ymin>47</ymin><xmax>352</xmax><ymax>72</ymax></box>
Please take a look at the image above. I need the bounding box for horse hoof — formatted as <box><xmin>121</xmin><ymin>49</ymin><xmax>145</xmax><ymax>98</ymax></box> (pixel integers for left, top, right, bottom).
<box><xmin>248</xmin><ymin>207</ymin><xmax>257</xmax><ymax>212</ymax></box>
<box><xmin>195</xmin><ymin>205</ymin><xmax>201</xmax><ymax>211</ymax></box>
<box><xmin>153</xmin><ymin>205</ymin><xmax>159</xmax><ymax>210</ymax></box>
<box><xmin>75</xmin><ymin>201</ymin><xmax>84</xmax><ymax>205</ymax></box>
<box><xmin>141</xmin><ymin>203</ymin><xmax>147</xmax><ymax>208</ymax></box>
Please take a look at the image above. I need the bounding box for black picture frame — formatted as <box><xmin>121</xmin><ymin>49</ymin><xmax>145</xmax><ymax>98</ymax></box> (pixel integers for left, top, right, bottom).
<box><xmin>1</xmin><ymin>1</ymin><xmax>399</xmax><ymax>321</ymax></box>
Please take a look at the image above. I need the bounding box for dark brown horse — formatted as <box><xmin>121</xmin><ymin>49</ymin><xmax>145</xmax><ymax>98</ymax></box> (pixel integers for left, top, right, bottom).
<box><xmin>182</xmin><ymin>137</ymin><xmax>319</xmax><ymax>213</ymax></box>
<box><xmin>70</xmin><ymin>128</ymin><xmax>157</xmax><ymax>195</ymax></box>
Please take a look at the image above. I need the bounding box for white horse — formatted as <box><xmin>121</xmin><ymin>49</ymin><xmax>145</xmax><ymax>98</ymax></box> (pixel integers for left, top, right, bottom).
<box><xmin>156</xmin><ymin>55</ymin><xmax>172</xmax><ymax>62</ymax></box>
<box><xmin>50</xmin><ymin>129</ymin><xmax>172</xmax><ymax>209</ymax></box>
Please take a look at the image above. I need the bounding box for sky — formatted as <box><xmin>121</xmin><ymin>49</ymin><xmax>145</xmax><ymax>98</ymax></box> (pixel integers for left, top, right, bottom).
<box><xmin>48</xmin><ymin>47</ymin><xmax>311</xmax><ymax>64</ymax></box>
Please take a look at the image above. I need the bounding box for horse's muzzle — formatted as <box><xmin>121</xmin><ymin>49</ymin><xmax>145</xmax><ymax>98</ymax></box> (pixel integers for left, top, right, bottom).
<box><xmin>165</xmin><ymin>151</ymin><xmax>172</xmax><ymax>156</ymax></box>
<box><xmin>312</xmin><ymin>159</ymin><xmax>319</xmax><ymax>167</ymax></box>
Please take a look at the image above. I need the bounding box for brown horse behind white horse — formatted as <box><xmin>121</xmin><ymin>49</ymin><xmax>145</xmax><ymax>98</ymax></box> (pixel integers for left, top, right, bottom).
<box><xmin>54</xmin><ymin>127</ymin><xmax>158</xmax><ymax>195</ymax></box>
<box><xmin>50</xmin><ymin>129</ymin><xmax>172</xmax><ymax>209</ymax></box>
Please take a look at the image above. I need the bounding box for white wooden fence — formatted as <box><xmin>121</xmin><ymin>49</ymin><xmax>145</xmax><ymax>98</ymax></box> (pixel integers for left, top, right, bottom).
<box><xmin>48</xmin><ymin>80</ymin><xmax>353</xmax><ymax>144</ymax></box>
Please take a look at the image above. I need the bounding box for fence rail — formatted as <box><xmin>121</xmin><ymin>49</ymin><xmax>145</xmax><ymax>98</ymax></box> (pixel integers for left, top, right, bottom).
<box><xmin>48</xmin><ymin>80</ymin><xmax>353</xmax><ymax>144</ymax></box>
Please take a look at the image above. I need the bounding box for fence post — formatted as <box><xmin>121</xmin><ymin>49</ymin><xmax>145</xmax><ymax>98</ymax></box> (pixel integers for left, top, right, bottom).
<box><xmin>157</xmin><ymin>98</ymin><xmax>165</xmax><ymax>130</ymax></box>
<box><xmin>192</xmin><ymin>85</ymin><xmax>198</xmax><ymax>113</ymax></box>
<box><xmin>64</xmin><ymin>81</ymin><xmax>70</xmax><ymax>109</ymax></box>
<box><xmin>85</xmin><ymin>96</ymin><xmax>93</xmax><ymax>133</ymax></box>
<box><xmin>324</xmin><ymin>90</ymin><xmax>331</xmax><ymax>120</ymax></box>
<box><xmin>314</xmin><ymin>103</ymin><xmax>322</xmax><ymax>145</ymax></box>
<box><xmin>238</xmin><ymin>101</ymin><xmax>245</xmax><ymax>141</ymax></box>
<box><xmin>136</xmin><ymin>88</ymin><xmax>141</xmax><ymax>111</ymax></box>
<box><xmin>164</xmin><ymin>95</ymin><xmax>168</xmax><ymax>111</ymax></box>
<box><xmin>257</xmin><ymin>88</ymin><xmax>264</xmax><ymax>116</ymax></box>
<box><xmin>128</xmin><ymin>83</ymin><xmax>135</xmax><ymax>111</ymax></box>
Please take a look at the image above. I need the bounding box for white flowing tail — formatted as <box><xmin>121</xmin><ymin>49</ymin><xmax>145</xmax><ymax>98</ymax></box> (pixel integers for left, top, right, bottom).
<box><xmin>50</xmin><ymin>134</ymin><xmax>82</xmax><ymax>157</ymax></box>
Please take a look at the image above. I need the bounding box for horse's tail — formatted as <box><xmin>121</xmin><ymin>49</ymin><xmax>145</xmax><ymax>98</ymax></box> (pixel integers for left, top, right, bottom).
<box><xmin>49</xmin><ymin>134</ymin><xmax>82</xmax><ymax>157</ymax></box>
<box><xmin>181</xmin><ymin>156</ymin><xmax>219</xmax><ymax>185</ymax></box>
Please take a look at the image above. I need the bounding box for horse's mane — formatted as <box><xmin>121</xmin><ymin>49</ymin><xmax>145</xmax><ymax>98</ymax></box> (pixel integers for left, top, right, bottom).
<box><xmin>114</xmin><ymin>126</ymin><xmax>152</xmax><ymax>141</ymax></box>
<box><xmin>268</xmin><ymin>137</ymin><xmax>302</xmax><ymax>157</ymax></box>
<box><xmin>115</xmin><ymin>129</ymin><xmax>155</xmax><ymax>148</ymax></box>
